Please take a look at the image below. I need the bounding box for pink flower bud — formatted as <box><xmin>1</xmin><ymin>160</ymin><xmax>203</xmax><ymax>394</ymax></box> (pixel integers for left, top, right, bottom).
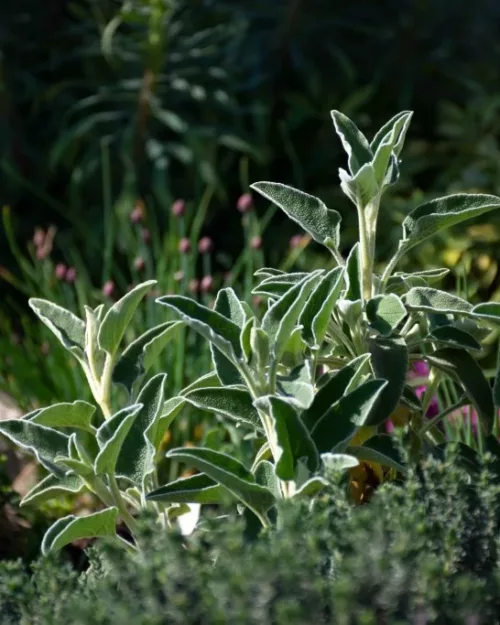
<box><xmin>55</xmin><ymin>263</ymin><xmax>67</xmax><ymax>280</ymax></box>
<box><xmin>200</xmin><ymin>275</ymin><xmax>213</xmax><ymax>293</ymax></box>
<box><xmin>134</xmin><ymin>256</ymin><xmax>145</xmax><ymax>272</ymax></box>
<box><xmin>102</xmin><ymin>280</ymin><xmax>115</xmax><ymax>297</ymax></box>
<box><xmin>36</xmin><ymin>246</ymin><xmax>48</xmax><ymax>260</ymax></box>
<box><xmin>198</xmin><ymin>236</ymin><xmax>213</xmax><ymax>254</ymax></box>
<box><xmin>178</xmin><ymin>238</ymin><xmax>191</xmax><ymax>254</ymax></box>
<box><xmin>250</xmin><ymin>236</ymin><xmax>262</xmax><ymax>250</ymax></box>
<box><xmin>172</xmin><ymin>199</ymin><xmax>186</xmax><ymax>217</ymax></box>
<box><xmin>33</xmin><ymin>228</ymin><xmax>45</xmax><ymax>247</ymax></box>
<box><xmin>189</xmin><ymin>278</ymin><xmax>199</xmax><ymax>294</ymax></box>
<box><xmin>174</xmin><ymin>270</ymin><xmax>185</xmax><ymax>282</ymax></box>
<box><xmin>237</xmin><ymin>193</ymin><xmax>253</xmax><ymax>213</ymax></box>
<box><xmin>252</xmin><ymin>295</ymin><xmax>262</xmax><ymax>307</ymax></box>
<box><xmin>289</xmin><ymin>234</ymin><xmax>305</xmax><ymax>249</ymax></box>
<box><xmin>130</xmin><ymin>201</ymin><xmax>145</xmax><ymax>224</ymax></box>
<box><xmin>65</xmin><ymin>267</ymin><xmax>77</xmax><ymax>283</ymax></box>
<box><xmin>140</xmin><ymin>228</ymin><xmax>151</xmax><ymax>244</ymax></box>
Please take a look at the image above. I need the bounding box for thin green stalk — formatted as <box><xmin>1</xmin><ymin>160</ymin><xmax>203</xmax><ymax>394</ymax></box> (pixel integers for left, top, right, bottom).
<box><xmin>109</xmin><ymin>474</ymin><xmax>140</xmax><ymax>535</ymax></box>
<box><xmin>357</xmin><ymin>204</ymin><xmax>372</xmax><ymax>300</ymax></box>
<box><xmin>99</xmin><ymin>354</ymin><xmax>115</xmax><ymax>419</ymax></box>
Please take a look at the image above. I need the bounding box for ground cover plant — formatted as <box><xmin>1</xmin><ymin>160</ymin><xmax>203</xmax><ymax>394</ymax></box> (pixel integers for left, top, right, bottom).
<box><xmin>2</xmin><ymin>109</ymin><xmax>500</xmax><ymax>554</ymax></box>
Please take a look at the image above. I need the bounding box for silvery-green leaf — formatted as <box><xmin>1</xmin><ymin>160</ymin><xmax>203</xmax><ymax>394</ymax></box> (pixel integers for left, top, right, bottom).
<box><xmin>471</xmin><ymin>303</ymin><xmax>500</xmax><ymax>324</ymax></box>
<box><xmin>146</xmin><ymin>474</ymin><xmax>227</xmax><ymax>504</ymax></box>
<box><xmin>113</xmin><ymin>321</ymin><xmax>183</xmax><ymax>392</ymax></box>
<box><xmin>347</xmin><ymin>434</ymin><xmax>406</xmax><ymax>473</ymax></box>
<box><xmin>401</xmin><ymin>194</ymin><xmax>500</xmax><ymax>252</ymax></box>
<box><xmin>395</xmin><ymin>268</ymin><xmax>450</xmax><ymax>282</ymax></box>
<box><xmin>254</xmin><ymin>267</ymin><xmax>285</xmax><ymax>278</ymax></box>
<box><xmin>370</xmin><ymin>111</ymin><xmax>413</xmax><ymax>156</ymax></box>
<box><xmin>405</xmin><ymin>287</ymin><xmax>472</xmax><ymax>315</ymax></box>
<box><xmin>155</xmin><ymin>397</ymin><xmax>186</xmax><ymax>448</ymax></box>
<box><xmin>252</xmin><ymin>272</ymin><xmax>313</xmax><ymax>298</ymax></box>
<box><xmin>94</xmin><ymin>405</ymin><xmax>142</xmax><ymax>475</ymax></box>
<box><xmin>281</xmin><ymin>327</ymin><xmax>307</xmax><ymax>369</ymax></box>
<box><xmin>251</xmin><ymin>182</ymin><xmax>341</xmax><ymax>250</ymax></box>
<box><xmin>302</xmin><ymin>354</ymin><xmax>371</xmax><ymax>431</ymax></box>
<box><xmin>166</xmin><ymin>447</ymin><xmax>275</xmax><ymax>517</ymax></box>
<box><xmin>494</xmin><ymin>344</ymin><xmax>500</xmax><ymax>410</ymax></box>
<box><xmin>426</xmin><ymin>347</ymin><xmax>494</xmax><ymax>433</ymax></box>
<box><xmin>55</xmin><ymin>456</ymin><xmax>93</xmax><ymax>477</ymax></box>
<box><xmin>401</xmin><ymin>385</ymin><xmax>422</xmax><ymax>412</ymax></box>
<box><xmin>20</xmin><ymin>473</ymin><xmax>85</xmax><ymax>507</ymax></box>
<box><xmin>339</xmin><ymin>163</ymin><xmax>379</xmax><ymax>207</ymax></box>
<box><xmin>29</xmin><ymin>401</ymin><xmax>96</xmax><ymax>433</ymax></box>
<box><xmin>345</xmin><ymin>243</ymin><xmax>362</xmax><ymax>301</ymax></box>
<box><xmin>0</xmin><ymin>419</ymin><xmax>69</xmax><ymax>474</ymax></box>
<box><xmin>254</xmin><ymin>460</ymin><xmax>281</xmax><ymax>500</ymax></box>
<box><xmin>29</xmin><ymin>299</ymin><xmax>85</xmax><ymax>354</ymax></box>
<box><xmin>331</xmin><ymin>110</ymin><xmax>372</xmax><ymax>175</ymax></box>
<box><xmin>180</xmin><ymin>371</ymin><xmax>221</xmax><ymax>395</ymax></box>
<box><xmin>240</xmin><ymin>317</ymin><xmax>254</xmax><ymax>363</ymax></box>
<box><xmin>156</xmin><ymin>295</ymin><xmax>242</xmax><ymax>362</ymax></box>
<box><xmin>116</xmin><ymin>373</ymin><xmax>166</xmax><ymax>490</ymax></box>
<box><xmin>262</xmin><ymin>272</ymin><xmax>320</xmax><ymax>360</ymax></box>
<box><xmin>321</xmin><ymin>453</ymin><xmax>359</xmax><ymax>471</ymax></box>
<box><xmin>371</xmin><ymin>112</ymin><xmax>413</xmax><ymax>184</ymax></box>
<box><xmin>277</xmin><ymin>362</ymin><xmax>314</xmax><ymax>409</ymax></box>
<box><xmin>337</xmin><ymin>298</ymin><xmax>363</xmax><ymax>326</ymax></box>
<box><xmin>310</xmin><ymin>379</ymin><xmax>387</xmax><ymax>453</ymax></box>
<box><xmin>368</xmin><ymin>336</ymin><xmax>408</xmax><ymax>425</ymax></box>
<box><xmin>98</xmin><ymin>280</ymin><xmax>157</xmax><ymax>355</ymax></box>
<box><xmin>185</xmin><ymin>387</ymin><xmax>263</xmax><ymax>430</ymax></box>
<box><xmin>41</xmin><ymin>508</ymin><xmax>118</xmax><ymax>555</ymax></box>
<box><xmin>366</xmin><ymin>294</ymin><xmax>406</xmax><ymax>336</ymax></box>
<box><xmin>254</xmin><ymin>396</ymin><xmax>319</xmax><ymax>480</ymax></box>
<box><xmin>84</xmin><ymin>306</ymin><xmax>105</xmax><ymax>379</ymax></box>
<box><xmin>429</xmin><ymin>326</ymin><xmax>481</xmax><ymax>352</ymax></box>
<box><xmin>292</xmin><ymin>476</ymin><xmax>329</xmax><ymax>499</ymax></box>
<box><xmin>207</xmin><ymin>288</ymin><xmax>246</xmax><ymax>385</ymax></box>
<box><xmin>300</xmin><ymin>267</ymin><xmax>344</xmax><ymax>348</ymax></box>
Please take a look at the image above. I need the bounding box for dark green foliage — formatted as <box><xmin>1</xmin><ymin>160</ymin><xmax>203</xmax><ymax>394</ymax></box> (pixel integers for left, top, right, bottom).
<box><xmin>2</xmin><ymin>453</ymin><xmax>500</xmax><ymax>624</ymax></box>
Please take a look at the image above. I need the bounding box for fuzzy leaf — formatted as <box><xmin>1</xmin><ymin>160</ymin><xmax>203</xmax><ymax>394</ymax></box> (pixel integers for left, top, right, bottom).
<box><xmin>345</xmin><ymin>243</ymin><xmax>362</xmax><ymax>301</ymax></box>
<box><xmin>180</xmin><ymin>372</ymin><xmax>220</xmax><ymax>395</ymax></box>
<box><xmin>255</xmin><ymin>396</ymin><xmax>319</xmax><ymax>480</ymax></box>
<box><xmin>166</xmin><ymin>447</ymin><xmax>275</xmax><ymax>516</ymax></box>
<box><xmin>292</xmin><ymin>476</ymin><xmax>329</xmax><ymax>499</ymax></box>
<box><xmin>300</xmin><ymin>267</ymin><xmax>344</xmax><ymax>348</ymax></box>
<box><xmin>41</xmin><ymin>508</ymin><xmax>118</xmax><ymax>555</ymax></box>
<box><xmin>277</xmin><ymin>362</ymin><xmax>314</xmax><ymax>409</ymax></box>
<box><xmin>113</xmin><ymin>321</ymin><xmax>183</xmax><ymax>392</ymax></box>
<box><xmin>209</xmin><ymin>288</ymin><xmax>246</xmax><ymax>385</ymax></box>
<box><xmin>471</xmin><ymin>303</ymin><xmax>500</xmax><ymax>324</ymax></box>
<box><xmin>347</xmin><ymin>435</ymin><xmax>406</xmax><ymax>473</ymax></box>
<box><xmin>429</xmin><ymin>326</ymin><xmax>481</xmax><ymax>352</ymax></box>
<box><xmin>302</xmin><ymin>354</ymin><xmax>371</xmax><ymax>431</ymax></box>
<box><xmin>426</xmin><ymin>348</ymin><xmax>494</xmax><ymax>433</ymax></box>
<box><xmin>368</xmin><ymin>336</ymin><xmax>408</xmax><ymax>425</ymax></box>
<box><xmin>321</xmin><ymin>453</ymin><xmax>359</xmax><ymax>472</ymax></box>
<box><xmin>157</xmin><ymin>295</ymin><xmax>242</xmax><ymax>368</ymax></box>
<box><xmin>366</xmin><ymin>294</ymin><xmax>406</xmax><ymax>336</ymax></box>
<box><xmin>371</xmin><ymin>112</ymin><xmax>412</xmax><ymax>184</ymax></box>
<box><xmin>147</xmin><ymin>474</ymin><xmax>226</xmax><ymax>504</ymax></box>
<box><xmin>251</xmin><ymin>182</ymin><xmax>341</xmax><ymax>249</ymax></box>
<box><xmin>401</xmin><ymin>194</ymin><xmax>500</xmax><ymax>251</ymax></box>
<box><xmin>253</xmin><ymin>460</ymin><xmax>282</xmax><ymax>500</ymax></box>
<box><xmin>155</xmin><ymin>397</ymin><xmax>186</xmax><ymax>448</ymax></box>
<box><xmin>262</xmin><ymin>272</ymin><xmax>320</xmax><ymax>359</ymax></box>
<box><xmin>98</xmin><ymin>280</ymin><xmax>157</xmax><ymax>355</ymax></box>
<box><xmin>29</xmin><ymin>299</ymin><xmax>85</xmax><ymax>354</ymax></box>
<box><xmin>29</xmin><ymin>401</ymin><xmax>96</xmax><ymax>433</ymax></box>
<box><xmin>339</xmin><ymin>163</ymin><xmax>379</xmax><ymax>207</ymax></box>
<box><xmin>116</xmin><ymin>374</ymin><xmax>166</xmax><ymax>489</ymax></box>
<box><xmin>405</xmin><ymin>287</ymin><xmax>472</xmax><ymax>315</ymax></box>
<box><xmin>310</xmin><ymin>379</ymin><xmax>387</xmax><ymax>453</ymax></box>
<box><xmin>21</xmin><ymin>473</ymin><xmax>84</xmax><ymax>507</ymax></box>
<box><xmin>331</xmin><ymin>110</ymin><xmax>372</xmax><ymax>174</ymax></box>
<box><xmin>0</xmin><ymin>419</ymin><xmax>69</xmax><ymax>473</ymax></box>
<box><xmin>94</xmin><ymin>405</ymin><xmax>142</xmax><ymax>475</ymax></box>
<box><xmin>185</xmin><ymin>387</ymin><xmax>262</xmax><ymax>430</ymax></box>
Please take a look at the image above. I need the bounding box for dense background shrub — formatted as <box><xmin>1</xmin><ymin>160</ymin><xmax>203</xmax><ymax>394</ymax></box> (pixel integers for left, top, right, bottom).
<box><xmin>2</xmin><ymin>454</ymin><xmax>500</xmax><ymax>624</ymax></box>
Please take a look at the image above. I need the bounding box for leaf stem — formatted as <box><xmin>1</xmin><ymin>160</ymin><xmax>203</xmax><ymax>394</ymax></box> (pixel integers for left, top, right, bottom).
<box><xmin>99</xmin><ymin>354</ymin><xmax>115</xmax><ymax>419</ymax></box>
<box><xmin>108</xmin><ymin>473</ymin><xmax>140</xmax><ymax>536</ymax></box>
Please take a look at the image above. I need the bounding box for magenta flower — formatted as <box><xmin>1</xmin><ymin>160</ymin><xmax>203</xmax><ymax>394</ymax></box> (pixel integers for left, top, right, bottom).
<box><xmin>200</xmin><ymin>275</ymin><xmax>213</xmax><ymax>293</ymax></box>
<box><xmin>65</xmin><ymin>267</ymin><xmax>77</xmax><ymax>283</ymax></box>
<box><xmin>178</xmin><ymin>238</ymin><xmax>191</xmax><ymax>254</ymax></box>
<box><xmin>250</xmin><ymin>236</ymin><xmax>262</xmax><ymax>250</ymax></box>
<box><xmin>55</xmin><ymin>263</ymin><xmax>67</xmax><ymax>280</ymax></box>
<box><xmin>134</xmin><ymin>256</ymin><xmax>145</xmax><ymax>272</ymax></box>
<box><xmin>130</xmin><ymin>202</ymin><xmax>144</xmax><ymax>224</ymax></box>
<box><xmin>289</xmin><ymin>234</ymin><xmax>304</xmax><ymax>249</ymax></box>
<box><xmin>102</xmin><ymin>280</ymin><xmax>115</xmax><ymax>297</ymax></box>
<box><xmin>33</xmin><ymin>228</ymin><xmax>45</xmax><ymax>247</ymax></box>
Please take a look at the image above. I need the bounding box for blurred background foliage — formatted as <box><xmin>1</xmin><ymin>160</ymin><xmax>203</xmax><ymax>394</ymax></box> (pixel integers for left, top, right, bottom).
<box><xmin>2</xmin><ymin>0</ymin><xmax>500</xmax><ymax>560</ymax></box>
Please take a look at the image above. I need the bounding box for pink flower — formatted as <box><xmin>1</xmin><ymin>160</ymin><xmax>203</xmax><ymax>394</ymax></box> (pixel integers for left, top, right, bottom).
<box><xmin>55</xmin><ymin>263</ymin><xmax>67</xmax><ymax>280</ymax></box>
<box><xmin>33</xmin><ymin>228</ymin><xmax>45</xmax><ymax>247</ymax></box>
<box><xmin>237</xmin><ymin>193</ymin><xmax>253</xmax><ymax>213</ymax></box>
<box><xmin>65</xmin><ymin>267</ymin><xmax>77</xmax><ymax>283</ymax></box>
<box><xmin>289</xmin><ymin>234</ymin><xmax>304</xmax><ymax>249</ymax></box>
<box><xmin>250</xmin><ymin>236</ymin><xmax>262</xmax><ymax>250</ymax></box>
<box><xmin>198</xmin><ymin>237</ymin><xmax>213</xmax><ymax>254</ymax></box>
<box><xmin>172</xmin><ymin>199</ymin><xmax>186</xmax><ymax>217</ymax></box>
<box><xmin>178</xmin><ymin>238</ymin><xmax>191</xmax><ymax>254</ymax></box>
<box><xmin>200</xmin><ymin>275</ymin><xmax>213</xmax><ymax>293</ymax></box>
<box><xmin>102</xmin><ymin>280</ymin><xmax>115</xmax><ymax>297</ymax></box>
<box><xmin>130</xmin><ymin>201</ymin><xmax>145</xmax><ymax>224</ymax></box>
<box><xmin>134</xmin><ymin>256</ymin><xmax>145</xmax><ymax>272</ymax></box>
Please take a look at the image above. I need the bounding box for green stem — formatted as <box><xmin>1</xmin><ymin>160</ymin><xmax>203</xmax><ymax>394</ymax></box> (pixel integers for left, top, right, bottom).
<box><xmin>357</xmin><ymin>204</ymin><xmax>372</xmax><ymax>301</ymax></box>
<box><xmin>109</xmin><ymin>474</ymin><xmax>140</xmax><ymax>536</ymax></box>
<box><xmin>418</xmin><ymin>396</ymin><xmax>466</xmax><ymax>435</ymax></box>
<box><xmin>99</xmin><ymin>354</ymin><xmax>115</xmax><ymax>419</ymax></box>
<box><xmin>379</xmin><ymin>245</ymin><xmax>406</xmax><ymax>293</ymax></box>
